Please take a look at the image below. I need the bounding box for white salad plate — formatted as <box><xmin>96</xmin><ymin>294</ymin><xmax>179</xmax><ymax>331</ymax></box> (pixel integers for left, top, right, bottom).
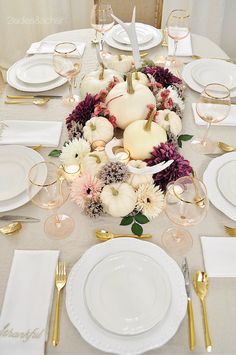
<box><xmin>104</xmin><ymin>23</ymin><xmax>162</xmax><ymax>51</ymax></box>
<box><xmin>217</xmin><ymin>160</ymin><xmax>236</xmax><ymax>206</ymax></box>
<box><xmin>66</xmin><ymin>238</ymin><xmax>187</xmax><ymax>355</ymax></box>
<box><xmin>84</xmin><ymin>250</ymin><xmax>171</xmax><ymax>336</ymax></box>
<box><xmin>112</xmin><ymin>23</ymin><xmax>153</xmax><ymax>45</ymax></box>
<box><xmin>0</xmin><ymin>146</ymin><xmax>46</xmax><ymax>212</ymax></box>
<box><xmin>16</xmin><ymin>55</ymin><xmax>59</xmax><ymax>84</ymax></box>
<box><xmin>191</xmin><ymin>60</ymin><xmax>236</xmax><ymax>90</ymax></box>
<box><xmin>0</xmin><ymin>151</ymin><xmax>33</xmax><ymax>201</ymax></box>
<box><xmin>182</xmin><ymin>59</ymin><xmax>236</xmax><ymax>97</ymax></box>
<box><xmin>7</xmin><ymin>54</ymin><xmax>67</xmax><ymax>92</ymax></box>
<box><xmin>203</xmin><ymin>152</ymin><xmax>236</xmax><ymax>221</ymax></box>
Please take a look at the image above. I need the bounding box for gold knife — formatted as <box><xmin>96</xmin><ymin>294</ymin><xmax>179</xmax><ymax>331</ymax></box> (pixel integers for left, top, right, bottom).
<box><xmin>182</xmin><ymin>257</ymin><xmax>196</xmax><ymax>351</ymax></box>
<box><xmin>7</xmin><ymin>95</ymin><xmax>62</xmax><ymax>99</ymax></box>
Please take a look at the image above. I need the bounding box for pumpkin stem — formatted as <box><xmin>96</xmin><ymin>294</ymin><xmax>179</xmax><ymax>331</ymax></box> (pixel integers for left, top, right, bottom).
<box><xmin>118</xmin><ymin>54</ymin><xmax>122</xmax><ymax>61</ymax></box>
<box><xmin>99</xmin><ymin>63</ymin><xmax>105</xmax><ymax>80</ymax></box>
<box><xmin>135</xmin><ymin>71</ymin><xmax>139</xmax><ymax>80</ymax></box>
<box><xmin>144</xmin><ymin>106</ymin><xmax>156</xmax><ymax>131</ymax></box>
<box><xmin>111</xmin><ymin>187</ymin><xmax>119</xmax><ymax>196</ymax></box>
<box><xmin>164</xmin><ymin>113</ymin><xmax>170</xmax><ymax>121</ymax></box>
<box><xmin>89</xmin><ymin>154</ymin><xmax>101</xmax><ymax>164</ymax></box>
<box><xmin>127</xmin><ymin>73</ymin><xmax>135</xmax><ymax>94</ymax></box>
<box><xmin>90</xmin><ymin>123</ymin><xmax>96</xmax><ymax>131</ymax></box>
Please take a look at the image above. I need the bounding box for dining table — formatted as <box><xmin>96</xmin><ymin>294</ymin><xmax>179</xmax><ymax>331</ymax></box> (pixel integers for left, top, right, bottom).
<box><xmin>0</xmin><ymin>28</ymin><xmax>236</xmax><ymax>355</ymax></box>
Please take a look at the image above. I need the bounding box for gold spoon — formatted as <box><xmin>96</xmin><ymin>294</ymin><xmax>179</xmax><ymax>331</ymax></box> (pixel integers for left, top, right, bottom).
<box><xmin>0</xmin><ymin>222</ymin><xmax>22</xmax><ymax>235</ymax></box>
<box><xmin>193</xmin><ymin>271</ymin><xmax>212</xmax><ymax>352</ymax></box>
<box><xmin>96</xmin><ymin>229</ymin><xmax>152</xmax><ymax>241</ymax></box>
<box><xmin>191</xmin><ymin>55</ymin><xmax>233</xmax><ymax>63</ymax></box>
<box><xmin>218</xmin><ymin>141</ymin><xmax>236</xmax><ymax>152</ymax></box>
<box><xmin>4</xmin><ymin>98</ymin><xmax>49</xmax><ymax>106</ymax></box>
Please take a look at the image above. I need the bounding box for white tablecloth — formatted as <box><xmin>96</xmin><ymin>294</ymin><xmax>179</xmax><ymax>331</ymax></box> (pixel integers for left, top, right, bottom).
<box><xmin>0</xmin><ymin>29</ymin><xmax>236</xmax><ymax>355</ymax></box>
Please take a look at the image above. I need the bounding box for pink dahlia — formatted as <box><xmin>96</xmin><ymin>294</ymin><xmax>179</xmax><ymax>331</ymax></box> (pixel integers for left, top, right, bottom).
<box><xmin>145</xmin><ymin>142</ymin><xmax>192</xmax><ymax>191</ymax></box>
<box><xmin>70</xmin><ymin>175</ymin><xmax>104</xmax><ymax>208</ymax></box>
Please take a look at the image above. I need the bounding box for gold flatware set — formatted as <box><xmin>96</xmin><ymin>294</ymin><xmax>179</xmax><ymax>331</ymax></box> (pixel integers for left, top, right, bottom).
<box><xmin>96</xmin><ymin>229</ymin><xmax>152</xmax><ymax>240</ymax></box>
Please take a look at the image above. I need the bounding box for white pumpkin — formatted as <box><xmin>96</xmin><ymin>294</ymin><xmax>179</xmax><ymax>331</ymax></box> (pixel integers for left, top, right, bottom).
<box><xmin>81</xmin><ymin>151</ymin><xmax>108</xmax><ymax>176</ymax></box>
<box><xmin>80</xmin><ymin>65</ymin><xmax>123</xmax><ymax>99</ymax></box>
<box><xmin>102</xmin><ymin>53</ymin><xmax>133</xmax><ymax>74</ymax></box>
<box><xmin>123</xmin><ymin>108</ymin><xmax>167</xmax><ymax>160</ymax></box>
<box><xmin>83</xmin><ymin>116</ymin><xmax>114</xmax><ymax>143</ymax></box>
<box><xmin>155</xmin><ymin>109</ymin><xmax>182</xmax><ymax>136</ymax></box>
<box><xmin>105</xmin><ymin>73</ymin><xmax>156</xmax><ymax>130</ymax></box>
<box><xmin>131</xmin><ymin>72</ymin><xmax>149</xmax><ymax>86</ymax></box>
<box><xmin>100</xmin><ymin>183</ymin><xmax>136</xmax><ymax>217</ymax></box>
<box><xmin>127</xmin><ymin>160</ymin><xmax>153</xmax><ymax>188</ymax></box>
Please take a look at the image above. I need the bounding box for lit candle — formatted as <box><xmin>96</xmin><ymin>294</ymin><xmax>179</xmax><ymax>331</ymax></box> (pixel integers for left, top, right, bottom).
<box><xmin>114</xmin><ymin>147</ymin><xmax>130</xmax><ymax>164</ymax></box>
<box><xmin>91</xmin><ymin>140</ymin><xmax>106</xmax><ymax>151</ymax></box>
<box><xmin>62</xmin><ymin>164</ymin><xmax>80</xmax><ymax>182</ymax></box>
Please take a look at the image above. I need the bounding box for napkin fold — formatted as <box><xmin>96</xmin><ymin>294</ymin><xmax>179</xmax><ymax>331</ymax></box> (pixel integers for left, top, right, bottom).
<box><xmin>168</xmin><ymin>34</ymin><xmax>192</xmax><ymax>56</ymax></box>
<box><xmin>0</xmin><ymin>120</ymin><xmax>62</xmax><ymax>147</ymax></box>
<box><xmin>26</xmin><ymin>41</ymin><xmax>86</xmax><ymax>56</ymax></box>
<box><xmin>192</xmin><ymin>103</ymin><xmax>236</xmax><ymax>126</ymax></box>
<box><xmin>0</xmin><ymin>250</ymin><xmax>59</xmax><ymax>355</ymax></box>
<box><xmin>201</xmin><ymin>237</ymin><xmax>236</xmax><ymax>277</ymax></box>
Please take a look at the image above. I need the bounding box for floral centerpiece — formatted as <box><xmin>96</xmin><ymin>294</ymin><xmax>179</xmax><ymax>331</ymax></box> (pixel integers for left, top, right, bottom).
<box><xmin>51</xmin><ymin>62</ymin><xmax>193</xmax><ymax>235</ymax></box>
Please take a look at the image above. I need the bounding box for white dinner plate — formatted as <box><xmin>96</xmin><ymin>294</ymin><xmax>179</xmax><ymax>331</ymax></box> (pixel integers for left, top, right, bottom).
<box><xmin>0</xmin><ymin>151</ymin><xmax>34</xmax><ymax>201</ymax></box>
<box><xmin>85</xmin><ymin>251</ymin><xmax>171</xmax><ymax>336</ymax></box>
<box><xmin>0</xmin><ymin>146</ymin><xmax>46</xmax><ymax>212</ymax></box>
<box><xmin>112</xmin><ymin>23</ymin><xmax>153</xmax><ymax>45</ymax></box>
<box><xmin>16</xmin><ymin>56</ymin><xmax>59</xmax><ymax>84</ymax></box>
<box><xmin>191</xmin><ymin>60</ymin><xmax>236</xmax><ymax>89</ymax></box>
<box><xmin>104</xmin><ymin>23</ymin><xmax>162</xmax><ymax>51</ymax></box>
<box><xmin>7</xmin><ymin>55</ymin><xmax>67</xmax><ymax>92</ymax></box>
<box><xmin>217</xmin><ymin>160</ymin><xmax>236</xmax><ymax>206</ymax></box>
<box><xmin>182</xmin><ymin>59</ymin><xmax>236</xmax><ymax>97</ymax></box>
<box><xmin>66</xmin><ymin>238</ymin><xmax>187</xmax><ymax>355</ymax></box>
<box><xmin>203</xmin><ymin>152</ymin><xmax>236</xmax><ymax>220</ymax></box>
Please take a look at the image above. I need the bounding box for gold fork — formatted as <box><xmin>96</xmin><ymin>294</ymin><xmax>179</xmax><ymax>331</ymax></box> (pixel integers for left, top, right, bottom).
<box><xmin>161</xmin><ymin>28</ymin><xmax>168</xmax><ymax>47</ymax></box>
<box><xmin>52</xmin><ymin>262</ymin><xmax>67</xmax><ymax>346</ymax></box>
<box><xmin>224</xmin><ymin>226</ymin><xmax>236</xmax><ymax>237</ymax></box>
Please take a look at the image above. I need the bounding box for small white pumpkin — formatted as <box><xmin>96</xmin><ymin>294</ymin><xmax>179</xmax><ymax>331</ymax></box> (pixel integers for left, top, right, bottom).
<box><xmin>123</xmin><ymin>107</ymin><xmax>167</xmax><ymax>160</ymax></box>
<box><xmin>105</xmin><ymin>73</ymin><xmax>156</xmax><ymax>130</ymax></box>
<box><xmin>155</xmin><ymin>109</ymin><xmax>182</xmax><ymax>136</ymax></box>
<box><xmin>81</xmin><ymin>151</ymin><xmax>108</xmax><ymax>176</ymax></box>
<box><xmin>100</xmin><ymin>182</ymin><xmax>136</xmax><ymax>217</ymax></box>
<box><xmin>127</xmin><ymin>160</ymin><xmax>153</xmax><ymax>188</ymax></box>
<box><xmin>102</xmin><ymin>53</ymin><xmax>133</xmax><ymax>74</ymax></box>
<box><xmin>131</xmin><ymin>72</ymin><xmax>149</xmax><ymax>86</ymax></box>
<box><xmin>83</xmin><ymin>116</ymin><xmax>114</xmax><ymax>144</ymax></box>
<box><xmin>80</xmin><ymin>65</ymin><xmax>123</xmax><ymax>99</ymax></box>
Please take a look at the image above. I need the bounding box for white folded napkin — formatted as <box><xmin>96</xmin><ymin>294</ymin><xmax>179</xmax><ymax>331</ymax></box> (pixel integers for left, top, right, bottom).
<box><xmin>201</xmin><ymin>237</ymin><xmax>236</xmax><ymax>277</ymax></box>
<box><xmin>26</xmin><ymin>41</ymin><xmax>86</xmax><ymax>56</ymax></box>
<box><xmin>0</xmin><ymin>250</ymin><xmax>59</xmax><ymax>355</ymax></box>
<box><xmin>192</xmin><ymin>103</ymin><xmax>236</xmax><ymax>126</ymax></box>
<box><xmin>168</xmin><ymin>34</ymin><xmax>193</xmax><ymax>56</ymax></box>
<box><xmin>0</xmin><ymin>120</ymin><xmax>63</xmax><ymax>147</ymax></box>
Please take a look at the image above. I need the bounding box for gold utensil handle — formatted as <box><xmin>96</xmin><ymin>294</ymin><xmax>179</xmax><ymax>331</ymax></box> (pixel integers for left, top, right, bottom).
<box><xmin>7</xmin><ymin>95</ymin><xmax>35</xmax><ymax>99</ymax></box>
<box><xmin>115</xmin><ymin>234</ymin><xmax>152</xmax><ymax>239</ymax></box>
<box><xmin>52</xmin><ymin>289</ymin><xmax>61</xmax><ymax>347</ymax></box>
<box><xmin>5</xmin><ymin>100</ymin><xmax>32</xmax><ymax>104</ymax></box>
<box><xmin>187</xmin><ymin>298</ymin><xmax>196</xmax><ymax>351</ymax></box>
<box><xmin>201</xmin><ymin>299</ymin><xmax>212</xmax><ymax>352</ymax></box>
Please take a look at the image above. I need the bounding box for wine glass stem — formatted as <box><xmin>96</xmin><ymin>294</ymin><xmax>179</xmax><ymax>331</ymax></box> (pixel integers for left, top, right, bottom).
<box><xmin>173</xmin><ymin>39</ymin><xmax>178</xmax><ymax>63</ymax></box>
<box><xmin>201</xmin><ymin>122</ymin><xmax>212</xmax><ymax>145</ymax></box>
<box><xmin>68</xmin><ymin>78</ymin><xmax>73</xmax><ymax>98</ymax></box>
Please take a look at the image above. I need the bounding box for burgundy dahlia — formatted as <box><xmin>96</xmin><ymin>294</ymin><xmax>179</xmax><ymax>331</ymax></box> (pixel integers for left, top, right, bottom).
<box><xmin>143</xmin><ymin>66</ymin><xmax>182</xmax><ymax>88</ymax></box>
<box><xmin>66</xmin><ymin>94</ymin><xmax>96</xmax><ymax>131</ymax></box>
<box><xmin>146</xmin><ymin>142</ymin><xmax>192</xmax><ymax>191</ymax></box>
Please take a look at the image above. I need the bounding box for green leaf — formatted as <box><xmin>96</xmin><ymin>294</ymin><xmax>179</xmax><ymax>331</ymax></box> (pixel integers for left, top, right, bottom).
<box><xmin>134</xmin><ymin>213</ymin><xmax>149</xmax><ymax>224</ymax></box>
<box><xmin>131</xmin><ymin>223</ymin><xmax>143</xmax><ymax>236</ymax></box>
<box><xmin>177</xmin><ymin>134</ymin><xmax>193</xmax><ymax>148</ymax></box>
<box><xmin>120</xmin><ymin>216</ymin><xmax>133</xmax><ymax>226</ymax></box>
<box><xmin>48</xmin><ymin>149</ymin><xmax>62</xmax><ymax>157</ymax></box>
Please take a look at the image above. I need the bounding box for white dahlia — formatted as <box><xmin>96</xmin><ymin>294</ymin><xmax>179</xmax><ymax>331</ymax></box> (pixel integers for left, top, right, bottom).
<box><xmin>60</xmin><ymin>138</ymin><xmax>91</xmax><ymax>165</ymax></box>
<box><xmin>136</xmin><ymin>183</ymin><xmax>164</xmax><ymax>220</ymax></box>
